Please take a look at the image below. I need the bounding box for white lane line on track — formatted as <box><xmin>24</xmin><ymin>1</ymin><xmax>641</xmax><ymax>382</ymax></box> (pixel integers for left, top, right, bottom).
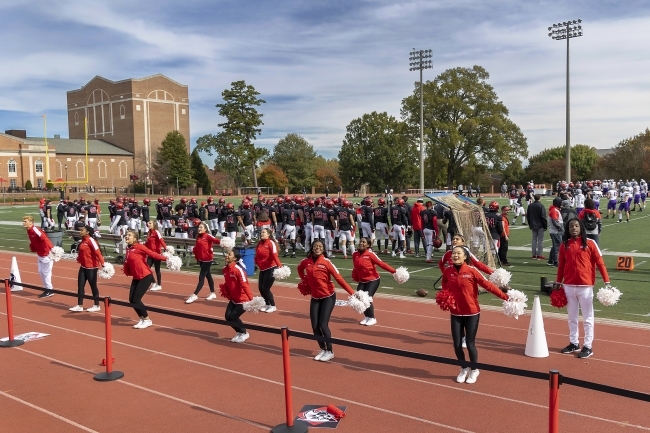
<box><xmin>6</xmin><ymin>313</ymin><xmax>474</xmax><ymax>432</ymax></box>
<box><xmin>7</xmin><ymin>311</ymin><xmax>650</xmax><ymax>430</ymax></box>
<box><xmin>15</xmin><ymin>349</ymin><xmax>270</xmax><ymax>431</ymax></box>
<box><xmin>0</xmin><ymin>390</ymin><xmax>100</xmax><ymax>433</ymax></box>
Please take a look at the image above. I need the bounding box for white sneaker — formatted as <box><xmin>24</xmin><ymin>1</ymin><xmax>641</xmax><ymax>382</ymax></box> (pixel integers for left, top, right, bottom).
<box><xmin>462</xmin><ymin>337</ymin><xmax>467</xmax><ymax>348</ymax></box>
<box><xmin>465</xmin><ymin>369</ymin><xmax>480</xmax><ymax>384</ymax></box>
<box><xmin>259</xmin><ymin>306</ymin><xmax>268</xmax><ymax>312</ymax></box>
<box><xmin>150</xmin><ymin>283</ymin><xmax>162</xmax><ymax>291</ymax></box>
<box><xmin>365</xmin><ymin>318</ymin><xmax>377</xmax><ymax>326</ymax></box>
<box><xmin>206</xmin><ymin>292</ymin><xmax>217</xmax><ymax>300</ymax></box>
<box><xmin>69</xmin><ymin>305</ymin><xmax>84</xmax><ymax>312</ymax></box>
<box><xmin>186</xmin><ymin>294</ymin><xmax>199</xmax><ymax>304</ymax></box>
<box><xmin>391</xmin><ymin>251</ymin><xmax>396</xmax><ymax>257</ymax></box>
<box><xmin>231</xmin><ymin>333</ymin><xmax>242</xmax><ymax>342</ymax></box>
<box><xmin>314</xmin><ymin>350</ymin><xmax>326</xmax><ymax>361</ymax></box>
<box><xmin>399</xmin><ymin>253</ymin><xmax>406</xmax><ymax>259</ymax></box>
<box><xmin>456</xmin><ymin>367</ymin><xmax>470</xmax><ymax>383</ymax></box>
<box><xmin>265</xmin><ymin>306</ymin><xmax>277</xmax><ymax>313</ymax></box>
<box><xmin>320</xmin><ymin>351</ymin><xmax>335</xmax><ymax>362</ymax></box>
<box><xmin>139</xmin><ymin>319</ymin><xmax>153</xmax><ymax>329</ymax></box>
<box><xmin>330</xmin><ymin>255</ymin><xmax>336</xmax><ymax>259</ymax></box>
<box><xmin>86</xmin><ymin>305</ymin><xmax>100</xmax><ymax>312</ymax></box>
<box><xmin>133</xmin><ymin>319</ymin><xmax>144</xmax><ymax>329</ymax></box>
<box><xmin>235</xmin><ymin>332</ymin><xmax>249</xmax><ymax>343</ymax></box>
<box><xmin>359</xmin><ymin>317</ymin><xmax>369</xmax><ymax>325</ymax></box>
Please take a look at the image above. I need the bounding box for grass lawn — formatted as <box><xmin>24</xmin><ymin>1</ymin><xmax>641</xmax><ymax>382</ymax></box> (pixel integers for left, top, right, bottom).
<box><xmin>2</xmin><ymin>197</ymin><xmax>649</xmax><ymax>323</ymax></box>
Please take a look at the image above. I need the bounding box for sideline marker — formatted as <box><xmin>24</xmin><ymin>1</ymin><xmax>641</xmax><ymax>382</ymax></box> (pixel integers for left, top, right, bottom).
<box><xmin>525</xmin><ymin>295</ymin><xmax>549</xmax><ymax>358</ymax></box>
<box><xmin>10</xmin><ymin>257</ymin><xmax>22</xmax><ymax>292</ymax></box>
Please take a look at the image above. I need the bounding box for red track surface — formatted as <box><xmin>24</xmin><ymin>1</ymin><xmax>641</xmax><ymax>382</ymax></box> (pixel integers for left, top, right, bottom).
<box><xmin>1</xmin><ymin>250</ymin><xmax>649</xmax><ymax>432</ymax></box>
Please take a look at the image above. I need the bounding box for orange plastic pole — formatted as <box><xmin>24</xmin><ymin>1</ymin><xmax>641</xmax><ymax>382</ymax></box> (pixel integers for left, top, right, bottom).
<box><xmin>549</xmin><ymin>370</ymin><xmax>560</xmax><ymax>433</ymax></box>
<box><xmin>281</xmin><ymin>327</ymin><xmax>294</xmax><ymax>427</ymax></box>
<box><xmin>5</xmin><ymin>280</ymin><xmax>15</xmax><ymax>341</ymax></box>
<box><xmin>104</xmin><ymin>297</ymin><xmax>113</xmax><ymax>374</ymax></box>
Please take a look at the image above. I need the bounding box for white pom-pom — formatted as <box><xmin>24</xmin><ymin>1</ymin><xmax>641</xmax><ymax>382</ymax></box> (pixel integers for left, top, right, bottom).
<box><xmin>165</xmin><ymin>245</ymin><xmax>175</xmax><ymax>255</ymax></box>
<box><xmin>98</xmin><ymin>263</ymin><xmax>115</xmax><ymax>279</ymax></box>
<box><xmin>61</xmin><ymin>253</ymin><xmax>78</xmax><ymax>261</ymax></box>
<box><xmin>243</xmin><ymin>296</ymin><xmax>266</xmax><ymax>313</ymax></box>
<box><xmin>348</xmin><ymin>291</ymin><xmax>372</xmax><ymax>314</ymax></box>
<box><xmin>273</xmin><ymin>266</ymin><xmax>291</xmax><ymax>280</ymax></box>
<box><xmin>502</xmin><ymin>289</ymin><xmax>528</xmax><ymax>319</ymax></box>
<box><xmin>166</xmin><ymin>255</ymin><xmax>183</xmax><ymax>272</ymax></box>
<box><xmin>162</xmin><ymin>251</ymin><xmax>172</xmax><ymax>259</ymax></box>
<box><xmin>393</xmin><ymin>266</ymin><xmax>410</xmax><ymax>284</ymax></box>
<box><xmin>596</xmin><ymin>286</ymin><xmax>622</xmax><ymax>307</ymax></box>
<box><xmin>220</xmin><ymin>236</ymin><xmax>235</xmax><ymax>251</ymax></box>
<box><xmin>48</xmin><ymin>246</ymin><xmax>64</xmax><ymax>262</ymax></box>
<box><xmin>489</xmin><ymin>268</ymin><xmax>512</xmax><ymax>288</ymax></box>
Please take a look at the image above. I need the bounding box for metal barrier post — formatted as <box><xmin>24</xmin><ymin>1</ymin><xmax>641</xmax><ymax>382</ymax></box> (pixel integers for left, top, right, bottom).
<box><xmin>549</xmin><ymin>370</ymin><xmax>560</xmax><ymax>433</ymax></box>
<box><xmin>271</xmin><ymin>327</ymin><xmax>307</xmax><ymax>433</ymax></box>
<box><xmin>94</xmin><ymin>297</ymin><xmax>124</xmax><ymax>381</ymax></box>
<box><xmin>0</xmin><ymin>280</ymin><xmax>24</xmax><ymax>347</ymax></box>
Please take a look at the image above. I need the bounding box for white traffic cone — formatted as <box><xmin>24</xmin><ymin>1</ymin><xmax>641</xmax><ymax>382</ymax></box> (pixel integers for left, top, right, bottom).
<box><xmin>524</xmin><ymin>295</ymin><xmax>549</xmax><ymax>358</ymax></box>
<box><xmin>10</xmin><ymin>256</ymin><xmax>22</xmax><ymax>292</ymax></box>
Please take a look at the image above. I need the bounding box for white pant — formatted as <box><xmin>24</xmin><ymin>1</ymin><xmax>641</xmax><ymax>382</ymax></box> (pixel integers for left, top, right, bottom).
<box><xmin>339</xmin><ymin>229</ymin><xmax>354</xmax><ymax>242</ymax></box>
<box><xmin>304</xmin><ymin>222</ymin><xmax>313</xmax><ymax>249</ymax></box>
<box><xmin>564</xmin><ymin>285</ymin><xmax>595</xmax><ymax>348</ymax></box>
<box><xmin>162</xmin><ymin>219</ymin><xmax>172</xmax><ymax>229</ymax></box>
<box><xmin>226</xmin><ymin>231</ymin><xmax>237</xmax><ymax>239</ymax></box>
<box><xmin>37</xmin><ymin>256</ymin><xmax>53</xmax><ymax>291</ymax></box>
<box><xmin>87</xmin><ymin>218</ymin><xmax>98</xmax><ymax>229</ymax></box>
<box><xmin>174</xmin><ymin>232</ymin><xmax>188</xmax><ymax>239</ymax></box>
<box><xmin>283</xmin><ymin>224</ymin><xmax>296</xmax><ymax>241</ymax></box>
<box><xmin>423</xmin><ymin>228</ymin><xmax>435</xmax><ymax>259</ymax></box>
<box><xmin>209</xmin><ymin>218</ymin><xmax>219</xmax><ymax>231</ymax></box>
<box><xmin>219</xmin><ymin>221</ymin><xmax>226</xmax><ymax>234</ymax></box>
<box><xmin>312</xmin><ymin>225</ymin><xmax>325</xmax><ymax>242</ymax></box>
<box><xmin>275</xmin><ymin>223</ymin><xmax>284</xmax><ymax>239</ymax></box>
<box><xmin>244</xmin><ymin>224</ymin><xmax>254</xmax><ymax>240</ymax></box>
<box><xmin>392</xmin><ymin>224</ymin><xmax>405</xmax><ymax>241</ymax></box>
<box><xmin>361</xmin><ymin>222</ymin><xmax>373</xmax><ymax>238</ymax></box>
<box><xmin>324</xmin><ymin>229</ymin><xmax>335</xmax><ymax>252</ymax></box>
<box><xmin>375</xmin><ymin>222</ymin><xmax>389</xmax><ymax>241</ymax></box>
<box><xmin>128</xmin><ymin>218</ymin><xmax>141</xmax><ymax>230</ymax></box>
<box><xmin>66</xmin><ymin>217</ymin><xmax>77</xmax><ymax>228</ymax></box>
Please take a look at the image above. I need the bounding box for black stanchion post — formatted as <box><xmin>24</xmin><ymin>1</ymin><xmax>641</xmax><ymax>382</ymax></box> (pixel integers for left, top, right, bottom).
<box><xmin>94</xmin><ymin>297</ymin><xmax>124</xmax><ymax>381</ymax></box>
<box><xmin>271</xmin><ymin>327</ymin><xmax>307</xmax><ymax>433</ymax></box>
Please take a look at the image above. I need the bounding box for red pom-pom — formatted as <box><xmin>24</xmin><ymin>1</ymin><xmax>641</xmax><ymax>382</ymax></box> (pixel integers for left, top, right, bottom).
<box><xmin>219</xmin><ymin>283</ymin><xmax>230</xmax><ymax>300</ymax></box>
<box><xmin>298</xmin><ymin>281</ymin><xmax>311</xmax><ymax>296</ymax></box>
<box><xmin>435</xmin><ymin>289</ymin><xmax>456</xmax><ymax>312</ymax></box>
<box><xmin>550</xmin><ymin>288</ymin><xmax>568</xmax><ymax>309</ymax></box>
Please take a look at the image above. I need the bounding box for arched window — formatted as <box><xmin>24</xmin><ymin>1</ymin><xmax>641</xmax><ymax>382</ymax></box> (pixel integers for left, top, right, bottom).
<box><xmin>74</xmin><ymin>111</ymin><xmax>79</xmax><ymax>126</ymax></box>
<box><xmin>56</xmin><ymin>160</ymin><xmax>63</xmax><ymax>178</ymax></box>
<box><xmin>35</xmin><ymin>159</ymin><xmax>43</xmax><ymax>174</ymax></box>
<box><xmin>120</xmin><ymin>105</ymin><xmax>125</xmax><ymax>120</ymax></box>
<box><xmin>119</xmin><ymin>161</ymin><xmax>128</xmax><ymax>178</ymax></box>
<box><xmin>76</xmin><ymin>160</ymin><xmax>85</xmax><ymax>178</ymax></box>
<box><xmin>86</xmin><ymin>89</ymin><xmax>113</xmax><ymax>136</ymax></box>
<box><xmin>98</xmin><ymin>160</ymin><xmax>107</xmax><ymax>178</ymax></box>
<box><xmin>8</xmin><ymin>159</ymin><xmax>17</xmax><ymax>174</ymax></box>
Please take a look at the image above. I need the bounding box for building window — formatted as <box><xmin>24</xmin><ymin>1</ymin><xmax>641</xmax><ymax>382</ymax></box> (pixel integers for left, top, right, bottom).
<box><xmin>119</xmin><ymin>161</ymin><xmax>128</xmax><ymax>178</ymax></box>
<box><xmin>76</xmin><ymin>160</ymin><xmax>85</xmax><ymax>178</ymax></box>
<box><xmin>136</xmin><ymin>105</ymin><xmax>141</xmax><ymax>111</ymax></box>
<box><xmin>8</xmin><ymin>159</ymin><xmax>17</xmax><ymax>174</ymax></box>
<box><xmin>182</xmin><ymin>108</ymin><xmax>186</xmax><ymax>115</ymax></box>
<box><xmin>56</xmin><ymin>160</ymin><xmax>63</xmax><ymax>179</ymax></box>
<box><xmin>10</xmin><ymin>179</ymin><xmax>16</xmax><ymax>188</ymax></box>
<box><xmin>98</xmin><ymin>161</ymin><xmax>107</xmax><ymax>178</ymax></box>
<box><xmin>37</xmin><ymin>179</ymin><xmax>43</xmax><ymax>189</ymax></box>
<box><xmin>35</xmin><ymin>159</ymin><xmax>43</xmax><ymax>174</ymax></box>
<box><xmin>120</xmin><ymin>105</ymin><xmax>125</xmax><ymax>120</ymax></box>
<box><xmin>74</xmin><ymin>111</ymin><xmax>79</xmax><ymax>126</ymax></box>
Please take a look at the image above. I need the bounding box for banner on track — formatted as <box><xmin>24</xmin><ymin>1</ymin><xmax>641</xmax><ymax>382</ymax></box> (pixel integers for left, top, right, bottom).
<box><xmin>0</xmin><ymin>332</ymin><xmax>49</xmax><ymax>343</ymax></box>
<box><xmin>294</xmin><ymin>405</ymin><xmax>347</xmax><ymax>429</ymax></box>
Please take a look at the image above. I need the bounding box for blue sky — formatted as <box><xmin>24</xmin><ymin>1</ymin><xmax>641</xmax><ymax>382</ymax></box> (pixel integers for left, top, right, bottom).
<box><xmin>1</xmin><ymin>0</ymin><xmax>649</xmax><ymax>164</ymax></box>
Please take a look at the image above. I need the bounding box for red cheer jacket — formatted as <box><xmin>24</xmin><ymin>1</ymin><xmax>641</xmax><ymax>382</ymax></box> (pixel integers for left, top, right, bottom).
<box><xmin>76</xmin><ymin>236</ymin><xmax>104</xmax><ymax>269</ymax></box>
<box><xmin>193</xmin><ymin>233</ymin><xmax>220</xmax><ymax>262</ymax></box>
<box><xmin>145</xmin><ymin>229</ymin><xmax>167</xmax><ymax>254</ymax></box>
<box><xmin>297</xmin><ymin>255</ymin><xmax>354</xmax><ymax>299</ymax></box>
<box><xmin>255</xmin><ymin>238</ymin><xmax>282</xmax><ymax>271</ymax></box>
<box><xmin>351</xmin><ymin>249</ymin><xmax>395</xmax><ymax>282</ymax></box>
<box><xmin>222</xmin><ymin>262</ymin><xmax>253</xmax><ymax>304</ymax></box>
<box><xmin>556</xmin><ymin>237</ymin><xmax>609</xmax><ymax>286</ymax></box>
<box><xmin>438</xmin><ymin>250</ymin><xmax>493</xmax><ymax>275</ymax></box>
<box><xmin>123</xmin><ymin>243</ymin><xmax>167</xmax><ymax>280</ymax></box>
<box><xmin>27</xmin><ymin>225</ymin><xmax>53</xmax><ymax>257</ymax></box>
<box><xmin>442</xmin><ymin>263</ymin><xmax>508</xmax><ymax>315</ymax></box>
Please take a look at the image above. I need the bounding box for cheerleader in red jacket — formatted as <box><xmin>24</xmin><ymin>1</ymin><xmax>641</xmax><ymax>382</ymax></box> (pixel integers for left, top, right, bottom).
<box><xmin>123</xmin><ymin>230</ymin><xmax>168</xmax><ymax>329</ymax></box>
<box><xmin>145</xmin><ymin>220</ymin><xmax>167</xmax><ymax>291</ymax></box>
<box><xmin>69</xmin><ymin>225</ymin><xmax>105</xmax><ymax>312</ymax></box>
<box><xmin>556</xmin><ymin>218</ymin><xmax>610</xmax><ymax>359</ymax></box>
<box><xmin>255</xmin><ymin>228</ymin><xmax>283</xmax><ymax>313</ymax></box>
<box><xmin>222</xmin><ymin>249</ymin><xmax>254</xmax><ymax>343</ymax></box>
<box><xmin>442</xmin><ymin>246</ymin><xmax>509</xmax><ymax>384</ymax></box>
<box><xmin>297</xmin><ymin>239</ymin><xmax>355</xmax><ymax>362</ymax></box>
<box><xmin>186</xmin><ymin>222</ymin><xmax>221</xmax><ymax>304</ymax></box>
<box><xmin>438</xmin><ymin>234</ymin><xmax>493</xmax><ymax>275</ymax></box>
<box><xmin>352</xmin><ymin>237</ymin><xmax>396</xmax><ymax>326</ymax></box>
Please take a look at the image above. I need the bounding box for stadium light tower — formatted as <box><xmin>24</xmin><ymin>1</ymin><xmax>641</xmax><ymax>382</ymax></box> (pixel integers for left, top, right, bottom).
<box><xmin>410</xmin><ymin>48</ymin><xmax>432</xmax><ymax>194</ymax></box>
<box><xmin>548</xmin><ymin>19</ymin><xmax>583</xmax><ymax>183</ymax></box>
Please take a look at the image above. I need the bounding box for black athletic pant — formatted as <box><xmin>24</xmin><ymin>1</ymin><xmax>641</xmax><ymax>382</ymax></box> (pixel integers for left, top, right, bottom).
<box><xmin>451</xmin><ymin>314</ymin><xmax>480</xmax><ymax>369</ymax></box>
<box><xmin>77</xmin><ymin>267</ymin><xmax>99</xmax><ymax>306</ymax></box>
<box><xmin>357</xmin><ymin>279</ymin><xmax>380</xmax><ymax>318</ymax></box>
<box><xmin>310</xmin><ymin>293</ymin><xmax>336</xmax><ymax>351</ymax></box>
<box><xmin>258</xmin><ymin>267</ymin><xmax>276</xmax><ymax>306</ymax></box>
<box><xmin>194</xmin><ymin>261</ymin><xmax>215</xmax><ymax>295</ymax></box>
<box><xmin>147</xmin><ymin>258</ymin><xmax>162</xmax><ymax>285</ymax></box>
<box><xmin>57</xmin><ymin>213</ymin><xmax>64</xmax><ymax>230</ymax></box>
<box><xmin>498</xmin><ymin>237</ymin><xmax>509</xmax><ymax>264</ymax></box>
<box><xmin>129</xmin><ymin>274</ymin><xmax>153</xmax><ymax>318</ymax></box>
<box><xmin>225</xmin><ymin>301</ymin><xmax>246</xmax><ymax>333</ymax></box>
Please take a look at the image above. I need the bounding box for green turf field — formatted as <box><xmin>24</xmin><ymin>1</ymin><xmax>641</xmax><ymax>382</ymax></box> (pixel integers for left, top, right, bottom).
<box><xmin>2</xmin><ymin>197</ymin><xmax>649</xmax><ymax>323</ymax></box>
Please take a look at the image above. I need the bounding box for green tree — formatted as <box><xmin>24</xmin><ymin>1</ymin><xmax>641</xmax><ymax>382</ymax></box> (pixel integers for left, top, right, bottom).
<box><xmin>338</xmin><ymin>112</ymin><xmax>417</xmax><ymax>192</ymax></box>
<box><xmin>257</xmin><ymin>164</ymin><xmax>289</xmax><ymax>191</ymax></box>
<box><xmin>25</xmin><ymin>179</ymin><xmax>32</xmax><ymax>190</ymax></box>
<box><xmin>527</xmin><ymin>144</ymin><xmax>599</xmax><ymax>181</ymax></box>
<box><xmin>501</xmin><ymin>159</ymin><xmax>526</xmax><ymax>186</ymax></box>
<box><xmin>401</xmin><ymin>65</ymin><xmax>528</xmax><ymax>187</ymax></box>
<box><xmin>315</xmin><ymin>157</ymin><xmax>341</xmax><ymax>192</ymax></box>
<box><xmin>190</xmin><ymin>149</ymin><xmax>212</xmax><ymax>193</ymax></box>
<box><xmin>525</xmin><ymin>159</ymin><xmax>566</xmax><ymax>185</ymax></box>
<box><xmin>152</xmin><ymin>131</ymin><xmax>193</xmax><ymax>189</ymax></box>
<box><xmin>597</xmin><ymin>129</ymin><xmax>650</xmax><ymax>180</ymax></box>
<box><xmin>196</xmin><ymin>80</ymin><xmax>268</xmax><ymax>188</ymax></box>
<box><xmin>271</xmin><ymin>133</ymin><xmax>318</xmax><ymax>192</ymax></box>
